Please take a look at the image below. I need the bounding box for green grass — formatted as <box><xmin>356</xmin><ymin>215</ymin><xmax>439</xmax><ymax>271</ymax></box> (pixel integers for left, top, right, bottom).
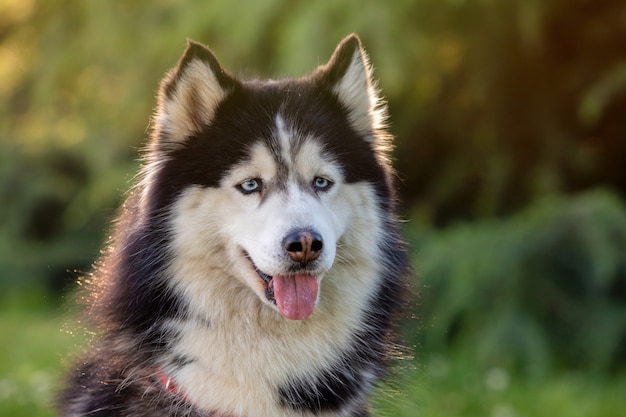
<box><xmin>0</xmin><ymin>305</ymin><xmax>80</xmax><ymax>417</ymax></box>
<box><xmin>1</xmin><ymin>307</ymin><xmax>625</xmax><ymax>417</ymax></box>
<box><xmin>374</xmin><ymin>354</ymin><xmax>626</xmax><ymax>417</ymax></box>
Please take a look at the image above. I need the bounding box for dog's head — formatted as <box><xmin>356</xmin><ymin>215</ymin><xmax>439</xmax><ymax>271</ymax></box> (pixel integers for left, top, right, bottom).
<box><xmin>140</xmin><ymin>35</ymin><xmax>393</xmax><ymax>321</ymax></box>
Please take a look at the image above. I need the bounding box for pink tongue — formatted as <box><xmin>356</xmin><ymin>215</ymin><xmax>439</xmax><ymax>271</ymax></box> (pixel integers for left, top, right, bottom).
<box><xmin>272</xmin><ymin>274</ymin><xmax>319</xmax><ymax>320</ymax></box>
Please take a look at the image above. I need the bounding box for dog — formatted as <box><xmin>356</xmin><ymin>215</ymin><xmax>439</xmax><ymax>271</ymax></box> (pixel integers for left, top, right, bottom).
<box><xmin>58</xmin><ymin>33</ymin><xmax>409</xmax><ymax>417</ymax></box>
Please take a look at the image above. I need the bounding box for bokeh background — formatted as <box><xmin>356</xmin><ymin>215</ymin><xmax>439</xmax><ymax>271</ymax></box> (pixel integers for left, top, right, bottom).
<box><xmin>2</xmin><ymin>1</ymin><xmax>626</xmax><ymax>416</ymax></box>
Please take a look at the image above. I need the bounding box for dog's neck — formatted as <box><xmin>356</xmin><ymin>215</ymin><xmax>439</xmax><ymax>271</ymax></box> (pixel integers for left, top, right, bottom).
<box><xmin>155</xmin><ymin>368</ymin><xmax>235</xmax><ymax>417</ymax></box>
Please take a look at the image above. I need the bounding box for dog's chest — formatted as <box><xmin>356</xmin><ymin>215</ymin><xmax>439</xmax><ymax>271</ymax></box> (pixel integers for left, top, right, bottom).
<box><xmin>162</xmin><ymin>312</ymin><xmax>358</xmax><ymax>417</ymax></box>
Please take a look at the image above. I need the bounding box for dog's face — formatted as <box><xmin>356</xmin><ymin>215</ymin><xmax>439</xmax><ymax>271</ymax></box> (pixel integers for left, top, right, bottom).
<box><xmin>141</xmin><ymin>36</ymin><xmax>391</xmax><ymax>321</ymax></box>
<box><xmin>173</xmin><ymin>119</ymin><xmax>347</xmax><ymax>320</ymax></box>
<box><xmin>218</xmin><ymin>123</ymin><xmax>345</xmax><ymax>320</ymax></box>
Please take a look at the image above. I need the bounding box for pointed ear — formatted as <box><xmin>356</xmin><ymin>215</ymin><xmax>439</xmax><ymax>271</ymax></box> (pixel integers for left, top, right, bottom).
<box><xmin>153</xmin><ymin>40</ymin><xmax>236</xmax><ymax>151</ymax></box>
<box><xmin>318</xmin><ymin>34</ymin><xmax>387</xmax><ymax>136</ymax></box>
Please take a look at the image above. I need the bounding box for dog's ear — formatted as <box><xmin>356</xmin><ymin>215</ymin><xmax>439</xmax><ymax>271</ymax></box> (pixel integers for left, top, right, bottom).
<box><xmin>318</xmin><ymin>34</ymin><xmax>387</xmax><ymax>136</ymax></box>
<box><xmin>153</xmin><ymin>40</ymin><xmax>237</xmax><ymax>151</ymax></box>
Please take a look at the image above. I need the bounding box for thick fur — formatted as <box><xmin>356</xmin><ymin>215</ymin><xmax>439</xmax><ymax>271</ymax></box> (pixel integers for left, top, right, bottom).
<box><xmin>59</xmin><ymin>34</ymin><xmax>409</xmax><ymax>417</ymax></box>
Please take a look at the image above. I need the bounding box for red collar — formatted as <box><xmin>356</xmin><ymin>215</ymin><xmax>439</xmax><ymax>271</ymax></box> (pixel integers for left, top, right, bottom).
<box><xmin>156</xmin><ymin>367</ymin><xmax>185</xmax><ymax>397</ymax></box>
<box><xmin>155</xmin><ymin>368</ymin><xmax>235</xmax><ymax>417</ymax></box>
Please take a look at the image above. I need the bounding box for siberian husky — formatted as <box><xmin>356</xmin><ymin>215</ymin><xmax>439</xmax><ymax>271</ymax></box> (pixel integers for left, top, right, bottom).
<box><xmin>59</xmin><ymin>34</ymin><xmax>409</xmax><ymax>417</ymax></box>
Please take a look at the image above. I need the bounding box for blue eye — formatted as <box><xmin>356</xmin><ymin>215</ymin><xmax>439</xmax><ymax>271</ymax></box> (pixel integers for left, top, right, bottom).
<box><xmin>313</xmin><ymin>177</ymin><xmax>333</xmax><ymax>192</ymax></box>
<box><xmin>237</xmin><ymin>178</ymin><xmax>262</xmax><ymax>194</ymax></box>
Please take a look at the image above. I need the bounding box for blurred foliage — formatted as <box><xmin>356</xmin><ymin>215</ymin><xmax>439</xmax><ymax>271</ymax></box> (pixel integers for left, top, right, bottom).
<box><xmin>396</xmin><ymin>0</ymin><xmax>626</xmax><ymax>225</ymax></box>
<box><xmin>1</xmin><ymin>0</ymin><xmax>626</xmax><ymax>392</ymax></box>
<box><xmin>409</xmin><ymin>190</ymin><xmax>626</xmax><ymax>375</ymax></box>
<box><xmin>2</xmin><ymin>0</ymin><xmax>626</xmax><ymax>290</ymax></box>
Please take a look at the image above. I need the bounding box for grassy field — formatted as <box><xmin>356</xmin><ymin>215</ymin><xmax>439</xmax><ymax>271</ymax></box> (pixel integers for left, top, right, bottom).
<box><xmin>376</xmin><ymin>357</ymin><xmax>626</xmax><ymax>417</ymax></box>
<box><xmin>0</xmin><ymin>308</ymin><xmax>74</xmax><ymax>417</ymax></box>
<box><xmin>1</xmin><ymin>307</ymin><xmax>624</xmax><ymax>417</ymax></box>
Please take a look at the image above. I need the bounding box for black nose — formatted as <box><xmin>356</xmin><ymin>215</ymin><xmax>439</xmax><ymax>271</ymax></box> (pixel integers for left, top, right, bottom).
<box><xmin>283</xmin><ymin>229</ymin><xmax>323</xmax><ymax>265</ymax></box>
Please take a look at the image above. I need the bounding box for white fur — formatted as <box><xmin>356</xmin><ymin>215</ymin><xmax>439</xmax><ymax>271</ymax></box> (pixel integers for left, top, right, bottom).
<box><xmin>163</xmin><ymin>117</ymin><xmax>385</xmax><ymax>417</ymax></box>
<box><xmin>332</xmin><ymin>49</ymin><xmax>387</xmax><ymax>137</ymax></box>
<box><xmin>156</xmin><ymin>59</ymin><xmax>229</xmax><ymax>148</ymax></box>
<box><xmin>275</xmin><ymin>114</ymin><xmax>293</xmax><ymax>170</ymax></box>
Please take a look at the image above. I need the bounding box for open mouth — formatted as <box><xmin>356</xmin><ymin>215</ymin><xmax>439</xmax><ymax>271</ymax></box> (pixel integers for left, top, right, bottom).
<box><xmin>243</xmin><ymin>251</ymin><xmax>275</xmax><ymax>302</ymax></box>
<box><xmin>243</xmin><ymin>251</ymin><xmax>320</xmax><ymax>321</ymax></box>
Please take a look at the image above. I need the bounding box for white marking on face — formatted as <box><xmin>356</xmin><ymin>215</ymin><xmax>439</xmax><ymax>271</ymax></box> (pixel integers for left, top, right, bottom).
<box><xmin>274</xmin><ymin>113</ymin><xmax>292</xmax><ymax>170</ymax></box>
